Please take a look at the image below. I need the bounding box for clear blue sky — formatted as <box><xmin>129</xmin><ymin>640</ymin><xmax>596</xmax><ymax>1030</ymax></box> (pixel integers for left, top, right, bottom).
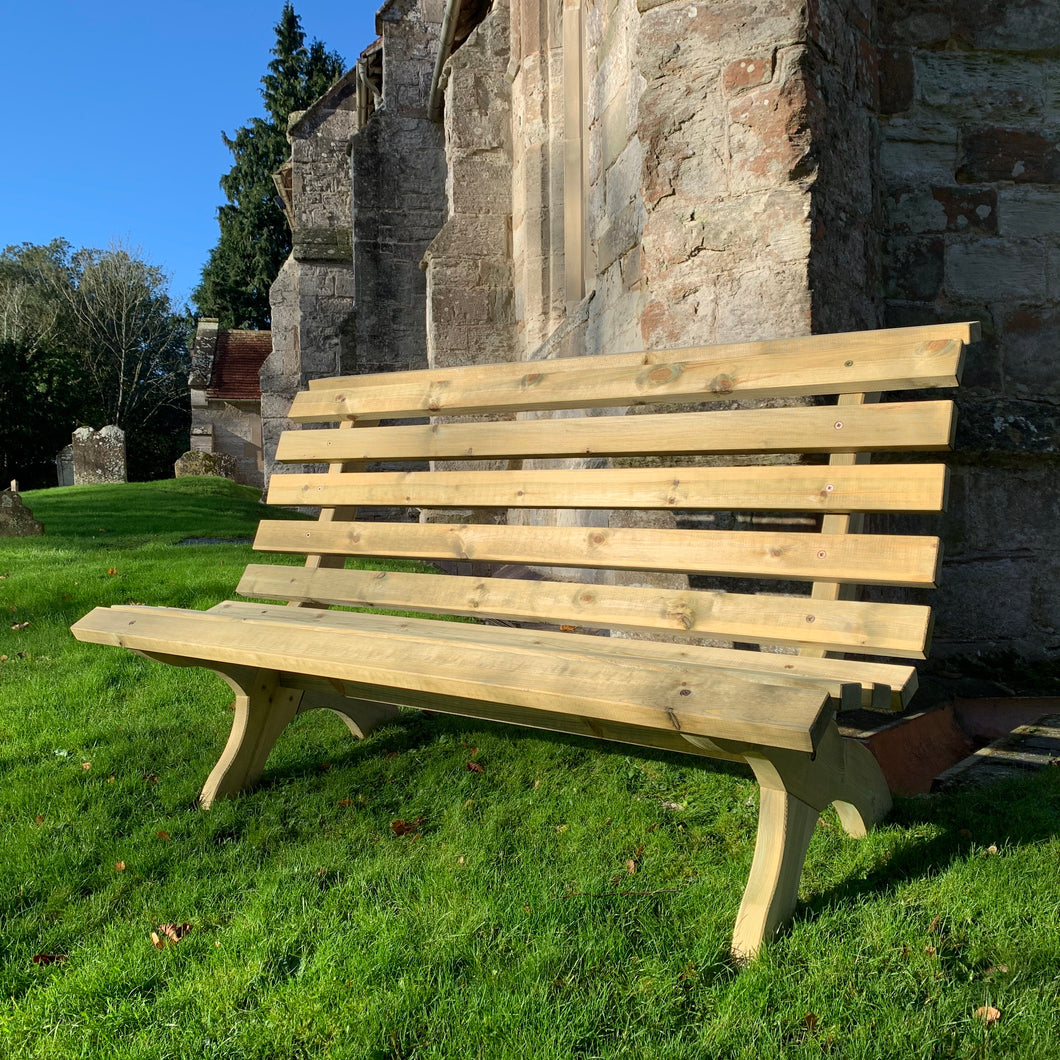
<box><xmin>1</xmin><ymin>0</ymin><xmax>380</xmax><ymax>309</ymax></box>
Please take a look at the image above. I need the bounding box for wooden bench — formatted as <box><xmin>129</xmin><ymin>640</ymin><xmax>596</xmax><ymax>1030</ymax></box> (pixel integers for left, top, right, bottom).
<box><xmin>72</xmin><ymin>321</ymin><xmax>977</xmax><ymax>959</ymax></box>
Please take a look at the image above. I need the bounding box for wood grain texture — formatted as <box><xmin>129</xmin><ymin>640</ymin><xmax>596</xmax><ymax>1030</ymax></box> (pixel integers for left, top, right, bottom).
<box><xmin>289</xmin><ymin>334</ymin><xmax>968</xmax><ymax>422</ymax></box>
<box><xmin>235</xmin><ymin>564</ymin><xmax>932</xmax><ymax>657</ymax></box>
<box><xmin>273</xmin><ymin>401</ymin><xmax>956</xmax><ymax>463</ymax></box>
<box><xmin>207</xmin><ymin>601</ymin><xmax>918</xmax><ymax>709</ymax></box>
<box><xmin>252</xmin><ymin>520</ymin><xmax>943</xmax><ymax>587</ymax></box>
<box><xmin>71</xmin><ymin>605</ymin><xmax>832</xmax><ymax>753</ymax></box>
<box><xmin>268</xmin><ymin>463</ymin><xmax>948</xmax><ymax>514</ymax></box>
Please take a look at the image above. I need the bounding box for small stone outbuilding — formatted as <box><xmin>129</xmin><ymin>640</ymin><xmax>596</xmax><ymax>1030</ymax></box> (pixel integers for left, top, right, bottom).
<box><xmin>189</xmin><ymin>319</ymin><xmax>272</xmax><ymax>488</ymax></box>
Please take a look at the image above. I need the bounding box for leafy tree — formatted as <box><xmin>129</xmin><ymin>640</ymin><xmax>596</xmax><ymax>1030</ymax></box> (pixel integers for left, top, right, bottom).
<box><xmin>194</xmin><ymin>4</ymin><xmax>345</xmax><ymax>328</ymax></box>
<box><xmin>0</xmin><ymin>241</ymin><xmax>191</xmax><ymax>488</ymax></box>
<box><xmin>0</xmin><ymin>241</ymin><xmax>90</xmax><ymax>489</ymax></box>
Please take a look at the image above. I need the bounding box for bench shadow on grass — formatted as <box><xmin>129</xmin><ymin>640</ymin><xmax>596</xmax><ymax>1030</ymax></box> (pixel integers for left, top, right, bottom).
<box><xmin>70</xmin><ymin>706</ymin><xmax>1058</xmax><ymax>969</ymax></box>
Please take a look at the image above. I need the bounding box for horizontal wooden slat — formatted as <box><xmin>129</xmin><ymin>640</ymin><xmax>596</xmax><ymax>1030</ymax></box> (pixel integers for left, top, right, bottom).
<box><xmin>236</xmin><ymin>563</ymin><xmax>932</xmax><ymax>657</ymax></box>
<box><xmin>253</xmin><ymin>520</ymin><xmax>942</xmax><ymax>587</ymax></box>
<box><xmin>289</xmin><ymin>334</ymin><xmax>967</xmax><ymax>422</ymax></box>
<box><xmin>274</xmin><ymin>400</ymin><xmax>956</xmax><ymax>463</ymax></box>
<box><xmin>268</xmin><ymin>464</ymin><xmax>948</xmax><ymax>514</ymax></box>
<box><xmin>71</xmin><ymin>605</ymin><xmax>832</xmax><ymax>753</ymax></box>
<box><xmin>207</xmin><ymin>601</ymin><xmax>918</xmax><ymax>710</ymax></box>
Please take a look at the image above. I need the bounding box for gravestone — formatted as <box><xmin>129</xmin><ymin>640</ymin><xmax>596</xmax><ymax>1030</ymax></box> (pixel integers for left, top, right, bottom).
<box><xmin>71</xmin><ymin>426</ymin><xmax>126</xmax><ymax>485</ymax></box>
<box><xmin>0</xmin><ymin>490</ymin><xmax>44</xmax><ymax>536</ymax></box>
<box><xmin>174</xmin><ymin>450</ymin><xmax>238</xmax><ymax>480</ymax></box>
<box><xmin>55</xmin><ymin>445</ymin><xmax>74</xmax><ymax>487</ymax></box>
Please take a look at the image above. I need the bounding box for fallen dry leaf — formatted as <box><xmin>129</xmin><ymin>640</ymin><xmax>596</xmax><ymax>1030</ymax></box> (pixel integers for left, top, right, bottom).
<box><xmin>115</xmin><ymin>861</ymin><xmax>126</xmax><ymax>872</ymax></box>
<box><xmin>0</xmin><ymin>655</ymin><xmax>7</xmax><ymax>662</ymax></box>
<box><xmin>985</xmin><ymin>844</ymin><xmax>999</xmax><ymax>856</ymax></box>
<box><xmin>337</xmin><ymin>798</ymin><xmax>353</xmax><ymax>807</ymax></box>
<box><xmin>928</xmin><ymin>914</ymin><xmax>942</xmax><ymax>933</ymax></box>
<box><xmin>626</xmin><ymin>858</ymin><xmax>638</xmax><ymax>875</ymax></box>
<box><xmin>156</xmin><ymin>831</ymin><xmax>170</xmax><ymax>841</ymax></box>
<box><xmin>804</xmin><ymin>1013</ymin><xmax>819</xmax><ymax>1034</ymax></box>
<box><xmin>82</xmin><ymin>762</ymin><xmax>92</xmax><ymax>771</ymax></box>
<box><xmin>151</xmin><ymin>923</ymin><xmax>192</xmax><ymax>949</ymax></box>
<box><xmin>391</xmin><ymin>815</ymin><xmax>424</xmax><ymax>837</ymax></box>
<box><xmin>975</xmin><ymin>1005</ymin><xmax>1001</xmax><ymax>1025</ymax></box>
<box><xmin>32</xmin><ymin>954</ymin><xmax>67</xmax><ymax>965</ymax></box>
<box><xmin>559</xmin><ymin>625</ymin><xmax>577</xmax><ymax>632</ymax></box>
<box><xmin>34</xmin><ymin>815</ymin><xmax>43</xmax><ymax>825</ymax></box>
<box><xmin>466</xmin><ymin>760</ymin><xmax>485</xmax><ymax>774</ymax></box>
<box><xmin>107</xmin><ymin>568</ymin><xmax>117</xmax><ymax>576</ymax></box>
<box><xmin>11</xmin><ymin>621</ymin><xmax>30</xmax><ymax>630</ymax></box>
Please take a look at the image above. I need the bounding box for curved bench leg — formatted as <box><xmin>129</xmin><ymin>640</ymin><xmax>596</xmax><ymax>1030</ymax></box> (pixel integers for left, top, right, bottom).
<box><xmin>732</xmin><ymin>777</ymin><xmax>820</xmax><ymax>962</ymax></box>
<box><xmin>722</xmin><ymin>723</ymin><xmax>893</xmax><ymax>961</ymax></box>
<box><xmin>200</xmin><ymin>668</ymin><xmax>302</xmax><ymax>809</ymax></box>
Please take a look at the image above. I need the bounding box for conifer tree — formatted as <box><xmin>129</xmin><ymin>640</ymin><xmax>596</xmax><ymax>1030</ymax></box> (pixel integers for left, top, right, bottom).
<box><xmin>194</xmin><ymin>4</ymin><xmax>344</xmax><ymax>329</ymax></box>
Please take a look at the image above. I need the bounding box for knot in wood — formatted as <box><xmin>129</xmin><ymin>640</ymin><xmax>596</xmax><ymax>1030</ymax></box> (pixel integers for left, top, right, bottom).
<box><xmin>645</xmin><ymin>364</ymin><xmax>682</xmax><ymax>386</ymax></box>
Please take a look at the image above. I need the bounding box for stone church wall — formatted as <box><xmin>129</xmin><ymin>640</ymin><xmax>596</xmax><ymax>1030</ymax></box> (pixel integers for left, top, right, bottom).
<box><xmin>419</xmin><ymin>0</ymin><xmax>1060</xmax><ymax>660</ymax></box>
<box><xmin>876</xmin><ymin>0</ymin><xmax>1060</xmax><ymax>657</ymax></box>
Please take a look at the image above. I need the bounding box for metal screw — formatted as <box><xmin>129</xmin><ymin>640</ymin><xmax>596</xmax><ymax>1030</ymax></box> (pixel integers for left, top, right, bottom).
<box><xmin>806</xmin><ymin>615</ymin><xmax>816</xmax><ymax>623</ymax></box>
<box><xmin>834</xmin><ymin>421</ymin><xmax>843</xmax><ymax>430</ymax></box>
<box><xmin>680</xmin><ymin>688</ymin><xmax>692</xmax><ymax>697</ymax></box>
<box><xmin>825</xmin><ymin>484</ymin><xmax>834</xmax><ymax>492</ymax></box>
<box><xmin>817</xmin><ymin>550</ymin><xmax>827</xmax><ymax>558</ymax></box>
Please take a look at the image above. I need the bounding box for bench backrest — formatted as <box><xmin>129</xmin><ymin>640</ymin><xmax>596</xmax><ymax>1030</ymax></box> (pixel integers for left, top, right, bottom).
<box><xmin>239</xmin><ymin>322</ymin><xmax>976</xmax><ymax>707</ymax></box>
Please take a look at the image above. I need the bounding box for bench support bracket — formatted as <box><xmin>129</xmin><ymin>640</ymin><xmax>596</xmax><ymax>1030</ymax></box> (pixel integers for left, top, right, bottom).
<box><xmin>706</xmin><ymin>723</ymin><xmax>892</xmax><ymax>960</ymax></box>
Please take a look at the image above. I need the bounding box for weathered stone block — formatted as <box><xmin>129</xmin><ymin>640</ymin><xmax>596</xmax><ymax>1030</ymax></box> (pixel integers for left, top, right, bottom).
<box><xmin>915</xmin><ymin>52</ymin><xmax>1044</xmax><ymax>115</ymax></box>
<box><xmin>723</xmin><ymin>53</ymin><xmax>775</xmax><ymax>95</ymax></box>
<box><xmin>72</xmin><ymin>426</ymin><xmax>126</xmax><ymax>485</ymax></box>
<box><xmin>957</xmin><ymin>127</ymin><xmax>1060</xmax><ymax>184</ymax></box>
<box><xmin>1001</xmin><ymin>308</ymin><xmax>1060</xmax><ymax>399</ymax></box>
<box><xmin>945</xmin><ymin>238</ymin><xmax>1047</xmax><ymax>302</ymax></box>
<box><xmin>998</xmin><ymin>187</ymin><xmax>1060</xmax><ymax>238</ymax></box>
<box><xmin>0</xmin><ymin>491</ymin><xmax>44</xmax><ymax>536</ymax></box>
<box><xmin>883</xmin><ymin>235</ymin><xmax>945</xmax><ymax>301</ymax></box>
<box><xmin>173</xmin><ymin>451</ymin><xmax>239</xmax><ymax>481</ymax></box>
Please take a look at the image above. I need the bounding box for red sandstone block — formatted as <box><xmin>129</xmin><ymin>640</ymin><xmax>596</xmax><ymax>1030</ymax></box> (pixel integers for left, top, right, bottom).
<box><xmin>723</xmin><ymin>55</ymin><xmax>774</xmax><ymax>95</ymax></box>
<box><xmin>957</xmin><ymin>127</ymin><xmax>1060</xmax><ymax>184</ymax></box>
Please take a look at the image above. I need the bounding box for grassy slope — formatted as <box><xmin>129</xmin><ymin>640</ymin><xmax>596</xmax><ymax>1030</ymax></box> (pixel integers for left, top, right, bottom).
<box><xmin>0</xmin><ymin>480</ymin><xmax>1058</xmax><ymax>1059</ymax></box>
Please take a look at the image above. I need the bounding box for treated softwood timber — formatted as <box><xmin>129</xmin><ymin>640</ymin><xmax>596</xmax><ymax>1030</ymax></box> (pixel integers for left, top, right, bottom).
<box><xmin>72</xmin><ymin>321</ymin><xmax>975</xmax><ymax>961</ymax></box>
<box><xmin>235</xmin><ymin>564</ymin><xmax>933</xmax><ymax>658</ymax></box>
<box><xmin>274</xmin><ymin>401</ymin><xmax>957</xmax><ymax>463</ymax></box>
<box><xmin>208</xmin><ymin>600</ymin><xmax>917</xmax><ymax>710</ymax></box>
<box><xmin>252</xmin><ymin>520</ymin><xmax>944</xmax><ymax>587</ymax></box>
<box><xmin>266</xmin><ymin>463</ymin><xmax>949</xmax><ymax>514</ymax></box>
<box><xmin>71</xmin><ymin>605</ymin><xmax>833</xmax><ymax>753</ymax></box>
<box><xmin>289</xmin><ymin>338</ymin><xmax>965</xmax><ymax>422</ymax></box>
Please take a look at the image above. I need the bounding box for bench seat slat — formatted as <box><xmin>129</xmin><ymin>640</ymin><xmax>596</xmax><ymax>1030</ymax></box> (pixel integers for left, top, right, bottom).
<box><xmin>274</xmin><ymin>401</ymin><xmax>957</xmax><ymax>463</ymax></box>
<box><xmin>236</xmin><ymin>563</ymin><xmax>932</xmax><ymax>658</ymax></box>
<box><xmin>253</xmin><ymin>520</ymin><xmax>942</xmax><ymax>587</ymax></box>
<box><xmin>268</xmin><ymin>464</ymin><xmax>948</xmax><ymax>514</ymax></box>
<box><xmin>71</xmin><ymin>605</ymin><xmax>832</xmax><ymax>753</ymax></box>
<box><xmin>208</xmin><ymin>601</ymin><xmax>917</xmax><ymax>710</ymax></box>
<box><xmin>289</xmin><ymin>339</ymin><xmax>965</xmax><ymax>422</ymax></box>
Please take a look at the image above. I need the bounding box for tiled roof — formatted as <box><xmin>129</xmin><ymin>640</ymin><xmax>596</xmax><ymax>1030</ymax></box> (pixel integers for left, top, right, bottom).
<box><xmin>207</xmin><ymin>330</ymin><xmax>272</xmax><ymax>401</ymax></box>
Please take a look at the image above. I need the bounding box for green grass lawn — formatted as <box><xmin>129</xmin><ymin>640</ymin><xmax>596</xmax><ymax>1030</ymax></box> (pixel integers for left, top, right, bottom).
<box><xmin>1</xmin><ymin>478</ymin><xmax>1058</xmax><ymax>1059</ymax></box>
